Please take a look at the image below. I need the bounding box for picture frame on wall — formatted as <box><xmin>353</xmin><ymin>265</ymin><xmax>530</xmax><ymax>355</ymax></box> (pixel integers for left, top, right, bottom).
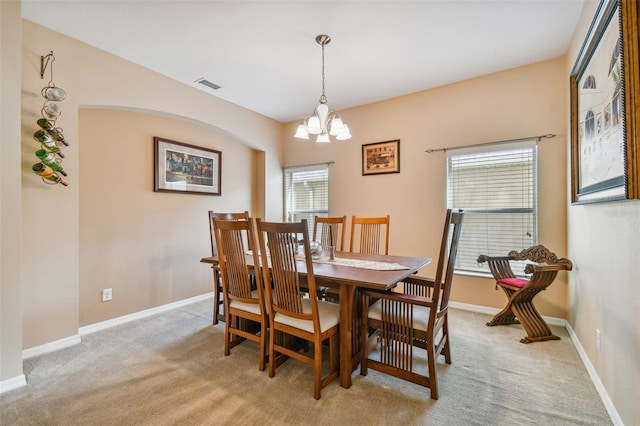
<box><xmin>362</xmin><ymin>139</ymin><xmax>400</xmax><ymax>176</ymax></box>
<box><xmin>569</xmin><ymin>0</ymin><xmax>639</xmax><ymax>203</ymax></box>
<box><xmin>154</xmin><ymin>137</ymin><xmax>221</xmax><ymax>195</ymax></box>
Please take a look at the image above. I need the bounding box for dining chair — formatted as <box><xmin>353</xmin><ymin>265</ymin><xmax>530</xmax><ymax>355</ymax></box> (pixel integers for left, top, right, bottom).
<box><xmin>208</xmin><ymin>210</ymin><xmax>250</xmax><ymax>324</ymax></box>
<box><xmin>256</xmin><ymin>219</ymin><xmax>340</xmax><ymax>399</ymax></box>
<box><xmin>350</xmin><ymin>215</ymin><xmax>390</xmax><ymax>255</ymax></box>
<box><xmin>313</xmin><ymin>215</ymin><xmax>347</xmax><ymax>251</ymax></box>
<box><xmin>359</xmin><ymin>209</ymin><xmax>464</xmax><ymax>399</ymax></box>
<box><xmin>477</xmin><ymin>245</ymin><xmax>572</xmax><ymax>343</ymax></box>
<box><xmin>213</xmin><ymin>217</ymin><xmax>268</xmax><ymax>371</ymax></box>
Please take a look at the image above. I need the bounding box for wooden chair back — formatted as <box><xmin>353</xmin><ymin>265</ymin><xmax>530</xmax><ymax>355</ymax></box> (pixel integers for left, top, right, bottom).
<box><xmin>313</xmin><ymin>216</ymin><xmax>347</xmax><ymax>251</ymax></box>
<box><xmin>213</xmin><ymin>217</ymin><xmax>262</xmax><ymax>304</ymax></box>
<box><xmin>400</xmin><ymin>209</ymin><xmax>464</xmax><ymax>321</ymax></box>
<box><xmin>256</xmin><ymin>219</ymin><xmax>319</xmax><ymax>325</ymax></box>
<box><xmin>208</xmin><ymin>210</ymin><xmax>250</xmax><ymax>257</ymax></box>
<box><xmin>431</xmin><ymin>209</ymin><xmax>464</xmax><ymax>317</ymax></box>
<box><xmin>349</xmin><ymin>215</ymin><xmax>390</xmax><ymax>255</ymax></box>
<box><xmin>212</xmin><ymin>217</ymin><xmax>268</xmax><ymax>370</ymax></box>
<box><xmin>208</xmin><ymin>210</ymin><xmax>251</xmax><ymax>324</ymax></box>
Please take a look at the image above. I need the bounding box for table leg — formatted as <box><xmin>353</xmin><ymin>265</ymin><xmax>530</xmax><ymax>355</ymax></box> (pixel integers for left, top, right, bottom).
<box><xmin>212</xmin><ymin>267</ymin><xmax>220</xmax><ymax>325</ymax></box>
<box><xmin>339</xmin><ymin>284</ymin><xmax>356</xmax><ymax>388</ymax></box>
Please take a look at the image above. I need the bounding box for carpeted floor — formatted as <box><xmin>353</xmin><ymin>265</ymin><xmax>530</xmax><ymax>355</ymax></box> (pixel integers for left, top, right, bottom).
<box><xmin>0</xmin><ymin>298</ymin><xmax>612</xmax><ymax>425</ymax></box>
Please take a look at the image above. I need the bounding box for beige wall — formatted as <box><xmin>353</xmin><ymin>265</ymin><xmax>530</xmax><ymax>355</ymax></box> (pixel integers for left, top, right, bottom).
<box><xmin>1</xmin><ymin>0</ymin><xmax>25</xmax><ymax>385</ymax></box>
<box><xmin>78</xmin><ymin>109</ymin><xmax>255</xmax><ymax>326</ymax></box>
<box><xmin>566</xmin><ymin>1</ymin><xmax>640</xmax><ymax>424</ymax></box>
<box><xmin>19</xmin><ymin>19</ymin><xmax>283</xmax><ymax>351</ymax></box>
<box><xmin>284</xmin><ymin>57</ymin><xmax>569</xmax><ymax>318</ymax></box>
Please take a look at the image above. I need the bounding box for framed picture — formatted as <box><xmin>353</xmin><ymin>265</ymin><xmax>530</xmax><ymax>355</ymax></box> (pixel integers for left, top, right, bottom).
<box><xmin>154</xmin><ymin>137</ymin><xmax>221</xmax><ymax>195</ymax></box>
<box><xmin>362</xmin><ymin>139</ymin><xmax>400</xmax><ymax>176</ymax></box>
<box><xmin>570</xmin><ymin>0</ymin><xmax>640</xmax><ymax>203</ymax></box>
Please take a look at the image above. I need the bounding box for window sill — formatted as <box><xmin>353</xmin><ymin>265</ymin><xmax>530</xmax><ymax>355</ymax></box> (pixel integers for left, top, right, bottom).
<box><xmin>454</xmin><ymin>270</ymin><xmax>493</xmax><ymax>279</ymax></box>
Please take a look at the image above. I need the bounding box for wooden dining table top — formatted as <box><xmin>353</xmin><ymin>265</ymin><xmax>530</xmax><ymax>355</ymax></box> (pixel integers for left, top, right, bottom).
<box><xmin>201</xmin><ymin>250</ymin><xmax>431</xmax><ymax>291</ymax></box>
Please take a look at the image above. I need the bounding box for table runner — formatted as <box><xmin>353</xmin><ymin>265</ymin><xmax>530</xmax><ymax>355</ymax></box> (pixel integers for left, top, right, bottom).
<box><xmin>307</xmin><ymin>256</ymin><xmax>410</xmax><ymax>271</ymax></box>
<box><xmin>247</xmin><ymin>250</ymin><xmax>410</xmax><ymax>271</ymax></box>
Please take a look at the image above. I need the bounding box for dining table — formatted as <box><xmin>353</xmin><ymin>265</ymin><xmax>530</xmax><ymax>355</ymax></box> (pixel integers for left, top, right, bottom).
<box><xmin>201</xmin><ymin>250</ymin><xmax>431</xmax><ymax>388</ymax></box>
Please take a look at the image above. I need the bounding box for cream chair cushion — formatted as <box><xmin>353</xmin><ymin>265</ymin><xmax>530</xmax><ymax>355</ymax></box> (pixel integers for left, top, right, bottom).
<box><xmin>229</xmin><ymin>289</ymin><xmax>263</xmax><ymax>316</ymax></box>
<box><xmin>368</xmin><ymin>299</ymin><xmax>431</xmax><ymax>332</ymax></box>
<box><xmin>274</xmin><ymin>299</ymin><xmax>339</xmax><ymax>333</ymax></box>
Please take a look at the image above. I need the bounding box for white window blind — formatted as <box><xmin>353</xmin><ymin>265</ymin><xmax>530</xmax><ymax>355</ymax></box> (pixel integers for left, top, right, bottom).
<box><xmin>284</xmin><ymin>164</ymin><xmax>329</xmax><ymax>238</ymax></box>
<box><xmin>446</xmin><ymin>140</ymin><xmax>538</xmax><ymax>276</ymax></box>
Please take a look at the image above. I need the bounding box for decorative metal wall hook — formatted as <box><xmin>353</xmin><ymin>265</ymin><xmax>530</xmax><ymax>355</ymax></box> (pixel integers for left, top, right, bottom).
<box><xmin>40</xmin><ymin>51</ymin><xmax>55</xmax><ymax>81</ymax></box>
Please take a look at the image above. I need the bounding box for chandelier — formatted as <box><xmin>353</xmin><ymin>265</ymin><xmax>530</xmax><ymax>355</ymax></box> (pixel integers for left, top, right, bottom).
<box><xmin>294</xmin><ymin>35</ymin><xmax>352</xmax><ymax>143</ymax></box>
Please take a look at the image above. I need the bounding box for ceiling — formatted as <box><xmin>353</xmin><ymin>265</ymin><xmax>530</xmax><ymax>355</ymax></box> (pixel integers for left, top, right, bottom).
<box><xmin>22</xmin><ymin>1</ymin><xmax>586</xmax><ymax>123</ymax></box>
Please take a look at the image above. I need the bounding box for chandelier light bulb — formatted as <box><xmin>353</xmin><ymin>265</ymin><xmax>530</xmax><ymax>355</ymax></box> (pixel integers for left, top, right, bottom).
<box><xmin>294</xmin><ymin>124</ymin><xmax>309</xmax><ymax>139</ymax></box>
<box><xmin>335</xmin><ymin>124</ymin><xmax>352</xmax><ymax>140</ymax></box>
<box><xmin>329</xmin><ymin>117</ymin><xmax>344</xmax><ymax>136</ymax></box>
<box><xmin>307</xmin><ymin>116</ymin><xmax>322</xmax><ymax>134</ymax></box>
<box><xmin>316</xmin><ymin>133</ymin><xmax>330</xmax><ymax>143</ymax></box>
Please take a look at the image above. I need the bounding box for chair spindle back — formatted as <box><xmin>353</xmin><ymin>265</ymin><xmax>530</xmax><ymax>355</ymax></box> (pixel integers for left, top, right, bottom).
<box><xmin>350</xmin><ymin>215</ymin><xmax>390</xmax><ymax>255</ymax></box>
<box><xmin>313</xmin><ymin>216</ymin><xmax>347</xmax><ymax>251</ymax></box>
<box><xmin>257</xmin><ymin>219</ymin><xmax>318</xmax><ymax>324</ymax></box>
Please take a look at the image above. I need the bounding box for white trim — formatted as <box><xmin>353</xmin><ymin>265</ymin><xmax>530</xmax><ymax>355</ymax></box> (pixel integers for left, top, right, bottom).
<box><xmin>449</xmin><ymin>301</ymin><xmax>566</xmax><ymax>327</ymax></box>
<box><xmin>565</xmin><ymin>322</ymin><xmax>624</xmax><ymax>426</ymax></box>
<box><xmin>0</xmin><ymin>374</ymin><xmax>27</xmax><ymax>394</ymax></box>
<box><xmin>450</xmin><ymin>301</ymin><xmax>621</xmax><ymax>425</ymax></box>
<box><xmin>22</xmin><ymin>335</ymin><xmax>81</xmax><ymax>359</ymax></box>
<box><xmin>79</xmin><ymin>292</ymin><xmax>213</xmax><ymax>336</ymax></box>
<box><xmin>21</xmin><ymin>293</ymin><xmax>214</xmax><ymax>360</ymax></box>
<box><xmin>454</xmin><ymin>270</ymin><xmax>493</xmax><ymax>280</ymax></box>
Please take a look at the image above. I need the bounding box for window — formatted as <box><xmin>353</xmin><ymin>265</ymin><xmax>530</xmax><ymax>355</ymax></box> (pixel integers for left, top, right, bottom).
<box><xmin>284</xmin><ymin>164</ymin><xmax>329</xmax><ymax>238</ymax></box>
<box><xmin>446</xmin><ymin>140</ymin><xmax>537</xmax><ymax>277</ymax></box>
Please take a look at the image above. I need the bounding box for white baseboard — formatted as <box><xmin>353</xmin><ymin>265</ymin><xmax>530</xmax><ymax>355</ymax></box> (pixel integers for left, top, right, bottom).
<box><xmin>565</xmin><ymin>323</ymin><xmax>623</xmax><ymax>426</ymax></box>
<box><xmin>22</xmin><ymin>293</ymin><xmax>214</xmax><ymax>360</ymax></box>
<box><xmin>0</xmin><ymin>374</ymin><xmax>27</xmax><ymax>394</ymax></box>
<box><xmin>14</xmin><ymin>293</ymin><xmax>214</xmax><ymax>394</ymax></box>
<box><xmin>449</xmin><ymin>301</ymin><xmax>567</xmax><ymax>327</ymax></box>
<box><xmin>451</xmin><ymin>301</ymin><xmax>622</xmax><ymax>426</ymax></box>
<box><xmin>78</xmin><ymin>292</ymin><xmax>214</xmax><ymax>336</ymax></box>
<box><xmin>22</xmin><ymin>335</ymin><xmax>82</xmax><ymax>360</ymax></box>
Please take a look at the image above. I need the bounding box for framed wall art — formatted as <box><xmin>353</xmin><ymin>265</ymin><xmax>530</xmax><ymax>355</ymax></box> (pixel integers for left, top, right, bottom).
<box><xmin>154</xmin><ymin>137</ymin><xmax>221</xmax><ymax>195</ymax></box>
<box><xmin>570</xmin><ymin>0</ymin><xmax>639</xmax><ymax>203</ymax></box>
<box><xmin>362</xmin><ymin>139</ymin><xmax>400</xmax><ymax>176</ymax></box>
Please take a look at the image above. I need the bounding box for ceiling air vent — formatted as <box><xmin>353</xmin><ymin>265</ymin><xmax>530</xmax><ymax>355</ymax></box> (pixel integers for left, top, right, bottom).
<box><xmin>195</xmin><ymin>78</ymin><xmax>221</xmax><ymax>90</ymax></box>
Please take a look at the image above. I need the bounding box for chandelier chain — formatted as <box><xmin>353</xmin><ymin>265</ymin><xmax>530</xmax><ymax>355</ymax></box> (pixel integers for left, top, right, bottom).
<box><xmin>320</xmin><ymin>41</ymin><xmax>327</xmax><ymax>104</ymax></box>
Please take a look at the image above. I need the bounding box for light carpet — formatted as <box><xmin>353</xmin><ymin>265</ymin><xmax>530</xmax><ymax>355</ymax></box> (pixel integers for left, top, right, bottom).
<box><xmin>0</xmin><ymin>298</ymin><xmax>612</xmax><ymax>425</ymax></box>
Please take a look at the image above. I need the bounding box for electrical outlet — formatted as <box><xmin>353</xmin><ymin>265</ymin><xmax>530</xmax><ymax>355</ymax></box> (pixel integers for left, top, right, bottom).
<box><xmin>102</xmin><ymin>288</ymin><xmax>112</xmax><ymax>302</ymax></box>
<box><xmin>596</xmin><ymin>328</ymin><xmax>601</xmax><ymax>352</ymax></box>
